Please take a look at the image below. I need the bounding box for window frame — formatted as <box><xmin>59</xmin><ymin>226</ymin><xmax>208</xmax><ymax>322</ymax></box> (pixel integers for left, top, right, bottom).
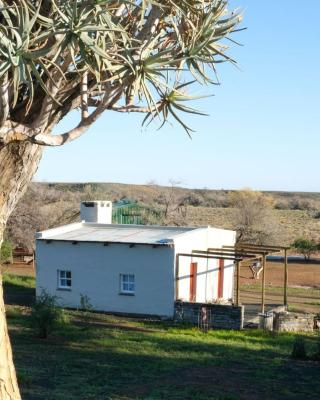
<box><xmin>120</xmin><ymin>273</ymin><xmax>135</xmax><ymax>295</ymax></box>
<box><xmin>57</xmin><ymin>269</ymin><xmax>72</xmax><ymax>290</ymax></box>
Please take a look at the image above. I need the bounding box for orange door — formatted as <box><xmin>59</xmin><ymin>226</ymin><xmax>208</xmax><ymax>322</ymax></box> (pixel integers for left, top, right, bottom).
<box><xmin>218</xmin><ymin>259</ymin><xmax>224</xmax><ymax>298</ymax></box>
<box><xmin>189</xmin><ymin>262</ymin><xmax>198</xmax><ymax>302</ymax></box>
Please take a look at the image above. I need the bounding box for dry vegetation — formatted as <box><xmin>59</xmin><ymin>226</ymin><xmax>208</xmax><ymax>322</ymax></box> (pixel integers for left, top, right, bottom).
<box><xmin>5</xmin><ymin>182</ymin><xmax>320</xmax><ymax>249</ymax></box>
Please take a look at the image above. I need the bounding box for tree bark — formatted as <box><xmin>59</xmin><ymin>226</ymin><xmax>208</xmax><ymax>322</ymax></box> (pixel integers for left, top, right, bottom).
<box><xmin>0</xmin><ymin>141</ymin><xmax>43</xmax><ymax>399</ymax></box>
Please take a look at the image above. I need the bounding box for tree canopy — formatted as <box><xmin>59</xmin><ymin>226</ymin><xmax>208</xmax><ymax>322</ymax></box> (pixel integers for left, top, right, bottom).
<box><xmin>229</xmin><ymin>189</ymin><xmax>279</xmax><ymax>244</ymax></box>
<box><xmin>292</xmin><ymin>237</ymin><xmax>319</xmax><ymax>260</ymax></box>
<box><xmin>0</xmin><ymin>0</ymin><xmax>242</xmax><ymax>147</ymax></box>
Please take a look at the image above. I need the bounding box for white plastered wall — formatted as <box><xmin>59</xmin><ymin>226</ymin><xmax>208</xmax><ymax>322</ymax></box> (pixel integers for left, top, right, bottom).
<box><xmin>174</xmin><ymin>227</ymin><xmax>236</xmax><ymax>303</ymax></box>
<box><xmin>36</xmin><ymin>240</ymin><xmax>175</xmax><ymax>316</ymax></box>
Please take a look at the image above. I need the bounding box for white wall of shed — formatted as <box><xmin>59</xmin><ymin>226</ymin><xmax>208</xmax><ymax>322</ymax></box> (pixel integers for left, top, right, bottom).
<box><xmin>36</xmin><ymin>241</ymin><xmax>175</xmax><ymax>316</ymax></box>
<box><xmin>174</xmin><ymin>228</ymin><xmax>236</xmax><ymax>302</ymax></box>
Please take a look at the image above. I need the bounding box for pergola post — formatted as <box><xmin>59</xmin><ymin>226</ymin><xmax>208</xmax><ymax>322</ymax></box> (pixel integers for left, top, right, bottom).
<box><xmin>261</xmin><ymin>253</ymin><xmax>267</xmax><ymax>313</ymax></box>
<box><xmin>236</xmin><ymin>261</ymin><xmax>241</xmax><ymax>306</ymax></box>
<box><xmin>175</xmin><ymin>254</ymin><xmax>180</xmax><ymax>300</ymax></box>
<box><xmin>284</xmin><ymin>248</ymin><xmax>288</xmax><ymax>307</ymax></box>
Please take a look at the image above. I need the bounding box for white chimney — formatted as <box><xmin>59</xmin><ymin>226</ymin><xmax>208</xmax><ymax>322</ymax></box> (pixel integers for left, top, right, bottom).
<box><xmin>80</xmin><ymin>201</ymin><xmax>112</xmax><ymax>224</ymax></box>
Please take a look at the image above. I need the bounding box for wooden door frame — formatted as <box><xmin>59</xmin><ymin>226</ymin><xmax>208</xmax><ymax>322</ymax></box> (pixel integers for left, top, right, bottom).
<box><xmin>189</xmin><ymin>262</ymin><xmax>198</xmax><ymax>302</ymax></box>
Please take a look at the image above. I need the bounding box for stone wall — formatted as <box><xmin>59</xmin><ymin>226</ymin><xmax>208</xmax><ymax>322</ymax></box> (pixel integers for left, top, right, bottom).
<box><xmin>174</xmin><ymin>301</ymin><xmax>244</xmax><ymax>330</ymax></box>
<box><xmin>273</xmin><ymin>312</ymin><xmax>314</xmax><ymax>332</ymax></box>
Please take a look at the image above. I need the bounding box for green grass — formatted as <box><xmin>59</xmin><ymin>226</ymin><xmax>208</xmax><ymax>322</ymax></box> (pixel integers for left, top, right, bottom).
<box><xmin>3</xmin><ymin>273</ymin><xmax>35</xmax><ymax>307</ymax></box>
<box><xmin>4</xmin><ymin>274</ymin><xmax>320</xmax><ymax>400</ymax></box>
<box><xmin>241</xmin><ymin>283</ymin><xmax>320</xmax><ymax>298</ymax></box>
<box><xmin>3</xmin><ymin>272</ymin><xmax>35</xmax><ymax>288</ymax></box>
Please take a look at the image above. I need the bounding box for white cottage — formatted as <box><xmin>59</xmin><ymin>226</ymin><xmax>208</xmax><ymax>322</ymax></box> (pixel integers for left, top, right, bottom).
<box><xmin>36</xmin><ymin>201</ymin><xmax>236</xmax><ymax>317</ymax></box>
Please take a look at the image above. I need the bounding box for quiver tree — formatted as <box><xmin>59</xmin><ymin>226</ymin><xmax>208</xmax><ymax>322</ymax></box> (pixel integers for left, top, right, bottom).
<box><xmin>0</xmin><ymin>1</ymin><xmax>241</xmax><ymax>397</ymax></box>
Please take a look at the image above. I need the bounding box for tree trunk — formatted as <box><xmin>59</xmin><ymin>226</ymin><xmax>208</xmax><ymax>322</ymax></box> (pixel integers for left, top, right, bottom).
<box><xmin>0</xmin><ymin>141</ymin><xmax>43</xmax><ymax>399</ymax></box>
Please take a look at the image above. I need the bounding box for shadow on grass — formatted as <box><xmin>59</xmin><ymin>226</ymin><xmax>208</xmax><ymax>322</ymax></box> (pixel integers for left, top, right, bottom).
<box><xmin>3</xmin><ymin>278</ymin><xmax>35</xmax><ymax>307</ymax></box>
<box><xmin>8</xmin><ymin>310</ymin><xmax>320</xmax><ymax>400</ymax></box>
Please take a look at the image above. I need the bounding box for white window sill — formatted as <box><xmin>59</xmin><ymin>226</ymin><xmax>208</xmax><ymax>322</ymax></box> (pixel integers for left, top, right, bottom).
<box><xmin>119</xmin><ymin>292</ymin><xmax>135</xmax><ymax>296</ymax></box>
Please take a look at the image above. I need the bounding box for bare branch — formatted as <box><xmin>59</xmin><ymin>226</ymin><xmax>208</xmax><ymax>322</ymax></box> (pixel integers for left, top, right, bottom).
<box><xmin>136</xmin><ymin>6</ymin><xmax>161</xmax><ymax>42</ymax></box>
<box><xmin>115</xmin><ymin>3</ymin><xmax>126</xmax><ymax>17</ymax></box>
<box><xmin>31</xmin><ymin>87</ymin><xmax>123</xmax><ymax>146</ymax></box>
<box><xmin>111</xmin><ymin>105</ymin><xmax>159</xmax><ymax>113</ymax></box>
<box><xmin>81</xmin><ymin>72</ymin><xmax>89</xmax><ymax>120</ymax></box>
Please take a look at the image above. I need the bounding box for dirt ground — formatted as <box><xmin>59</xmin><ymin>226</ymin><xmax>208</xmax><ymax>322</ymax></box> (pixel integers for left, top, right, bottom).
<box><xmin>1</xmin><ymin>261</ymin><xmax>35</xmax><ymax>277</ymax></box>
<box><xmin>240</xmin><ymin>261</ymin><xmax>320</xmax><ymax>314</ymax></box>
<box><xmin>240</xmin><ymin>260</ymin><xmax>320</xmax><ymax>288</ymax></box>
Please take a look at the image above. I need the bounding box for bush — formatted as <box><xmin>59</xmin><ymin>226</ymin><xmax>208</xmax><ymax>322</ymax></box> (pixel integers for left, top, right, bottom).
<box><xmin>291</xmin><ymin>238</ymin><xmax>319</xmax><ymax>260</ymax></box>
<box><xmin>0</xmin><ymin>240</ymin><xmax>12</xmax><ymax>263</ymax></box>
<box><xmin>30</xmin><ymin>290</ymin><xmax>68</xmax><ymax>338</ymax></box>
<box><xmin>291</xmin><ymin>336</ymin><xmax>307</xmax><ymax>360</ymax></box>
<box><xmin>79</xmin><ymin>293</ymin><xmax>93</xmax><ymax>312</ymax></box>
<box><xmin>311</xmin><ymin>334</ymin><xmax>320</xmax><ymax>361</ymax></box>
<box><xmin>79</xmin><ymin>293</ymin><xmax>93</xmax><ymax>326</ymax></box>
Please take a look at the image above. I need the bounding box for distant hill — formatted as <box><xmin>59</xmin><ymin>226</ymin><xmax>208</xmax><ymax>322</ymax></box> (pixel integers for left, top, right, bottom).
<box><xmin>5</xmin><ymin>182</ymin><xmax>320</xmax><ymax>249</ymax></box>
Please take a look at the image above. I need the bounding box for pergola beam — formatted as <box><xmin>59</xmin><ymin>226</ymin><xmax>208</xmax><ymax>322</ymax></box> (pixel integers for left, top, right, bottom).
<box><xmin>206</xmin><ymin>248</ymin><xmax>258</xmax><ymax>257</ymax></box>
<box><xmin>223</xmin><ymin>245</ymin><xmax>269</xmax><ymax>255</ymax></box>
<box><xmin>191</xmin><ymin>250</ymin><xmax>249</xmax><ymax>259</ymax></box>
<box><xmin>178</xmin><ymin>253</ymin><xmax>243</xmax><ymax>261</ymax></box>
<box><xmin>233</xmin><ymin>243</ymin><xmax>289</xmax><ymax>251</ymax></box>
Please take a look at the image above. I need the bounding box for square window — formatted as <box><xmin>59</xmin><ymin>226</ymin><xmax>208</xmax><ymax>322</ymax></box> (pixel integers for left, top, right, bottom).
<box><xmin>120</xmin><ymin>274</ymin><xmax>135</xmax><ymax>294</ymax></box>
<box><xmin>58</xmin><ymin>270</ymin><xmax>72</xmax><ymax>289</ymax></box>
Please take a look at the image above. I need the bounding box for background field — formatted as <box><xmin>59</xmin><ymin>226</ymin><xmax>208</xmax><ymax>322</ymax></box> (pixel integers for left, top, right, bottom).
<box><xmin>239</xmin><ymin>261</ymin><xmax>320</xmax><ymax>314</ymax></box>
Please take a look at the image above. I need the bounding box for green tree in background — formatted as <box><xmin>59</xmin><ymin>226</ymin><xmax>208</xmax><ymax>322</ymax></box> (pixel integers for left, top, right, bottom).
<box><xmin>0</xmin><ymin>239</ymin><xmax>12</xmax><ymax>263</ymax></box>
<box><xmin>292</xmin><ymin>238</ymin><xmax>319</xmax><ymax>260</ymax></box>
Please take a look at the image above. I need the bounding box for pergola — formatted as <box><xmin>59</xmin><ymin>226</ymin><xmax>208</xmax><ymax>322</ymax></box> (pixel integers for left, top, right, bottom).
<box><xmin>223</xmin><ymin>243</ymin><xmax>290</xmax><ymax>312</ymax></box>
<box><xmin>176</xmin><ymin>243</ymin><xmax>290</xmax><ymax>313</ymax></box>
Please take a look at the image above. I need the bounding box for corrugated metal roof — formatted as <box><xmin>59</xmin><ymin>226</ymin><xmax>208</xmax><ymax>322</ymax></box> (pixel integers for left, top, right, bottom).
<box><xmin>37</xmin><ymin>223</ymin><xmax>199</xmax><ymax>245</ymax></box>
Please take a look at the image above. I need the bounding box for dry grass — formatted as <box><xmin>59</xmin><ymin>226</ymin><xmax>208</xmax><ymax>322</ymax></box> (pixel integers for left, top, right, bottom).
<box><xmin>9</xmin><ymin>182</ymin><xmax>320</xmax><ymax>248</ymax></box>
<box><xmin>185</xmin><ymin>207</ymin><xmax>320</xmax><ymax>246</ymax></box>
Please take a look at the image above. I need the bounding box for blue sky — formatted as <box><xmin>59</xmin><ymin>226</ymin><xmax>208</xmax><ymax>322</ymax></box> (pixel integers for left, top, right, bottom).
<box><xmin>35</xmin><ymin>1</ymin><xmax>320</xmax><ymax>191</ymax></box>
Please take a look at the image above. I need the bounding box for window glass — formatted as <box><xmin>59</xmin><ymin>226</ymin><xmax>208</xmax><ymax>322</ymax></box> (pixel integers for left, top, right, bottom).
<box><xmin>121</xmin><ymin>274</ymin><xmax>135</xmax><ymax>294</ymax></box>
<box><xmin>58</xmin><ymin>270</ymin><xmax>72</xmax><ymax>289</ymax></box>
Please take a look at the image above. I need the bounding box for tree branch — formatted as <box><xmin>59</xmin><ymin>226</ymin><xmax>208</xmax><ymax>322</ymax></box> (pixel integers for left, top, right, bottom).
<box><xmin>81</xmin><ymin>72</ymin><xmax>89</xmax><ymax>120</ymax></box>
<box><xmin>136</xmin><ymin>6</ymin><xmax>161</xmax><ymax>42</ymax></box>
<box><xmin>30</xmin><ymin>87</ymin><xmax>123</xmax><ymax>146</ymax></box>
<box><xmin>111</xmin><ymin>104</ymin><xmax>159</xmax><ymax>113</ymax></box>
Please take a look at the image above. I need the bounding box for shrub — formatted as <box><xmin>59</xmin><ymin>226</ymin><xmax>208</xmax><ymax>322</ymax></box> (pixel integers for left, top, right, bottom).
<box><xmin>30</xmin><ymin>290</ymin><xmax>68</xmax><ymax>338</ymax></box>
<box><xmin>311</xmin><ymin>334</ymin><xmax>320</xmax><ymax>361</ymax></box>
<box><xmin>291</xmin><ymin>336</ymin><xmax>307</xmax><ymax>360</ymax></box>
<box><xmin>79</xmin><ymin>293</ymin><xmax>93</xmax><ymax>325</ymax></box>
<box><xmin>291</xmin><ymin>238</ymin><xmax>319</xmax><ymax>260</ymax></box>
<box><xmin>79</xmin><ymin>293</ymin><xmax>93</xmax><ymax>312</ymax></box>
<box><xmin>0</xmin><ymin>240</ymin><xmax>12</xmax><ymax>263</ymax></box>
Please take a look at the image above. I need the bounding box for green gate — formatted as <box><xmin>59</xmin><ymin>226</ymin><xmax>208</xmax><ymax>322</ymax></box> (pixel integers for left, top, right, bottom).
<box><xmin>112</xmin><ymin>200</ymin><xmax>162</xmax><ymax>225</ymax></box>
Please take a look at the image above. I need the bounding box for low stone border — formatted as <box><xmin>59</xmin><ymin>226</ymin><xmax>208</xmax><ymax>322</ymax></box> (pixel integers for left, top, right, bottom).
<box><xmin>174</xmin><ymin>301</ymin><xmax>244</xmax><ymax>330</ymax></box>
<box><xmin>273</xmin><ymin>312</ymin><xmax>315</xmax><ymax>332</ymax></box>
